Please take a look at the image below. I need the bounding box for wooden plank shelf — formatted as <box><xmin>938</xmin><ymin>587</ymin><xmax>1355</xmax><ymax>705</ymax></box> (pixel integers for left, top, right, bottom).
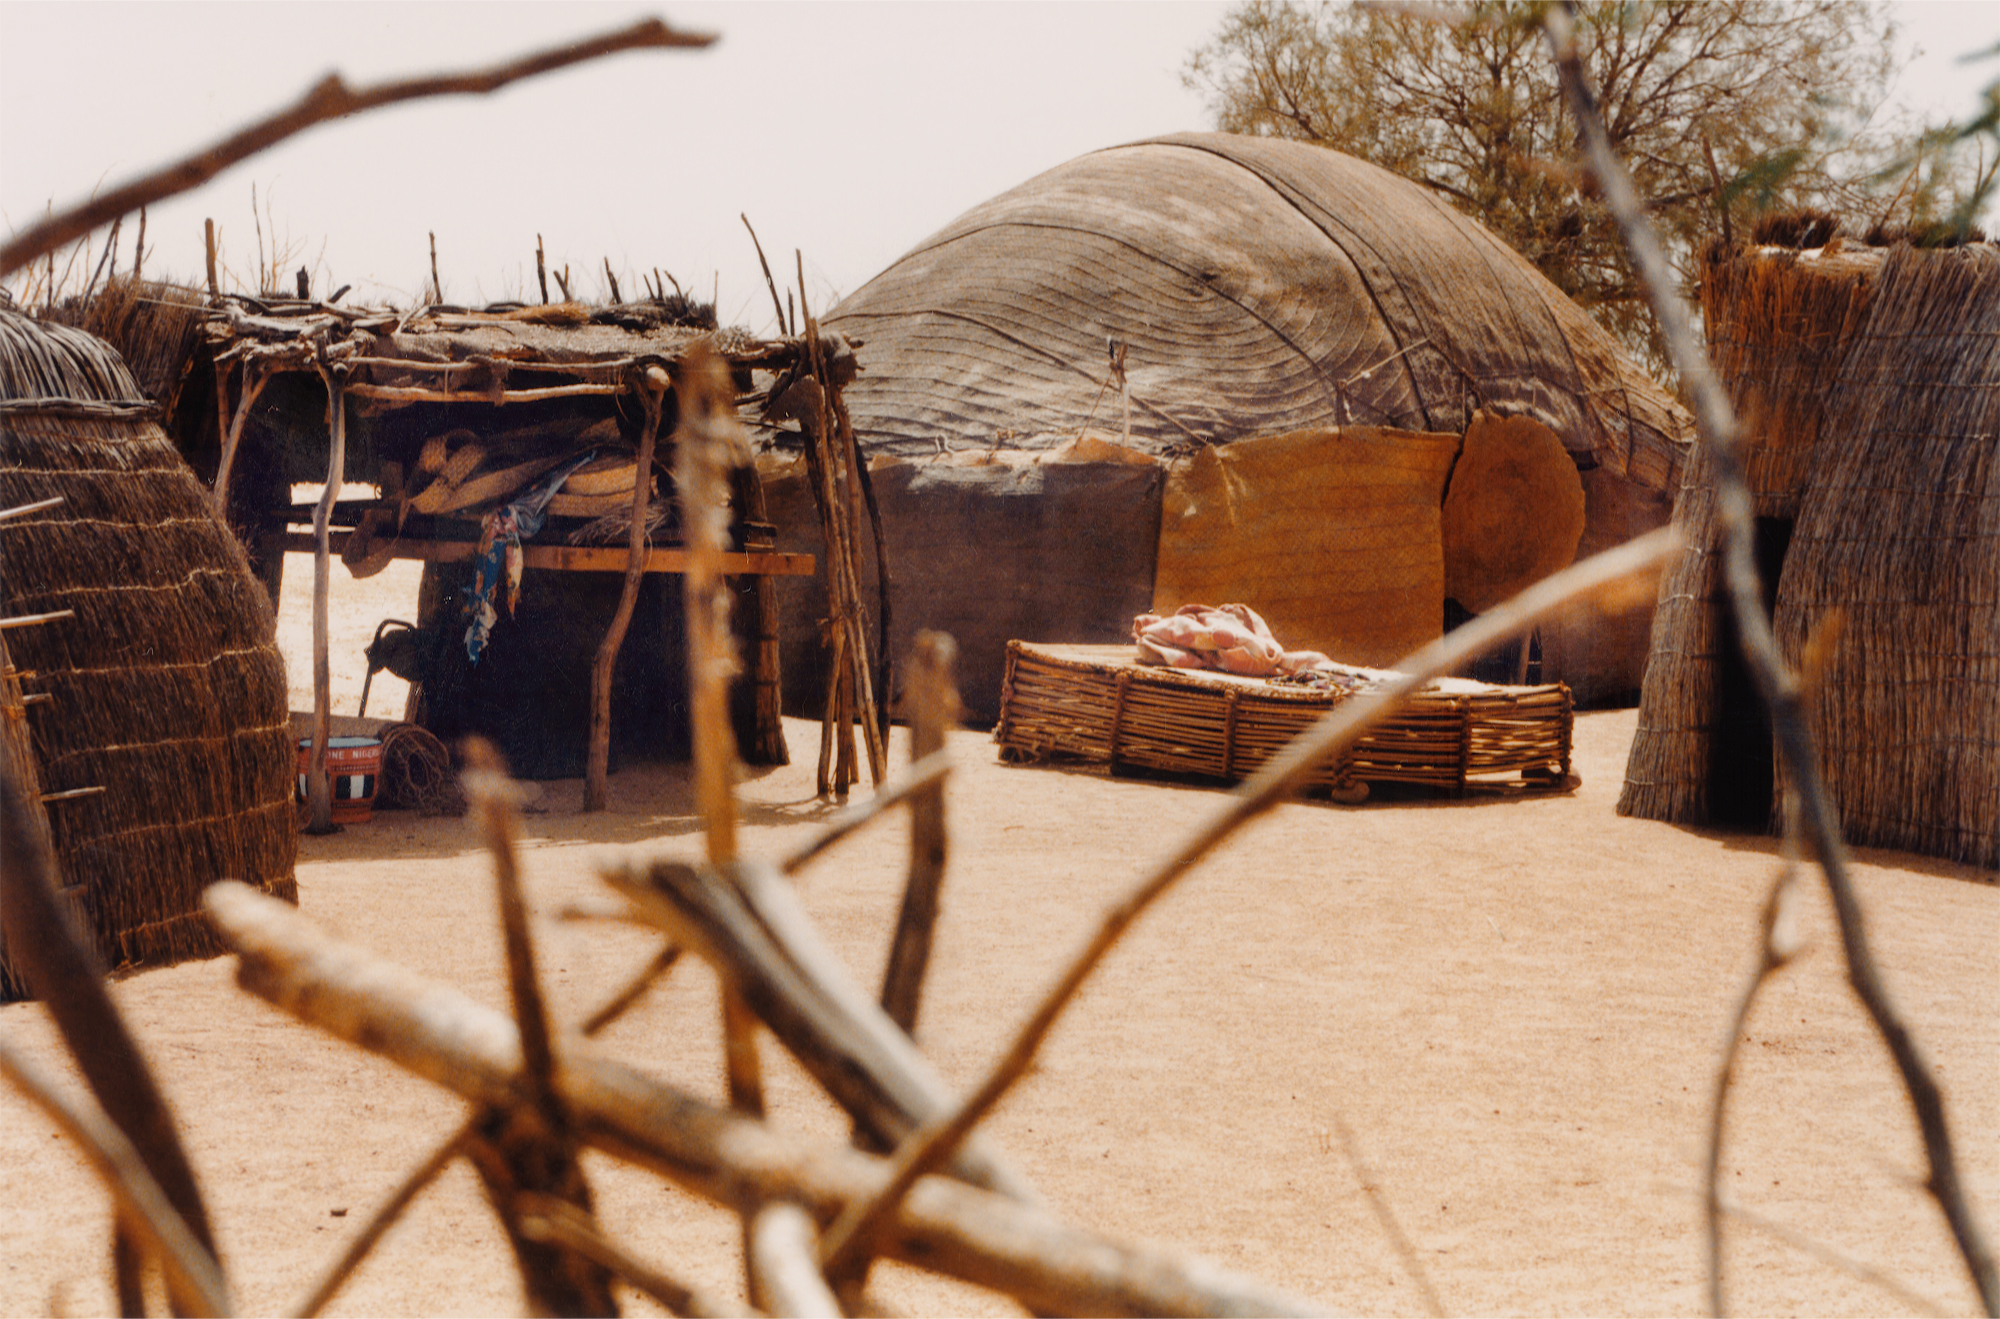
<box><xmin>268</xmin><ymin>530</ymin><xmax>814</xmax><ymax>577</ymax></box>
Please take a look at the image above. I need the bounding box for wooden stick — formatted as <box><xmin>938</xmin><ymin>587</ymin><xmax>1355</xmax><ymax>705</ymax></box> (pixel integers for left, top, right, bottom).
<box><xmin>516</xmin><ymin>1192</ymin><xmax>755</xmax><ymax>1319</ymax></box>
<box><xmin>676</xmin><ymin>347</ymin><xmax>747</xmax><ymax>861</ymax></box>
<box><xmin>535</xmin><ymin>234</ymin><xmax>549</xmax><ymax>304</ymax></box>
<box><xmin>579</xmin><ymin>945</ymin><xmax>682</xmax><ymax>1036</ymax></box>
<box><xmin>779</xmin><ymin>748</ymin><xmax>953</xmax><ymax>877</ymax></box>
<box><xmin>603</xmin><ymin>257</ymin><xmax>621</xmax><ymax>304</ymax></box>
<box><xmin>750</xmin><ymin>1202</ymin><xmax>841</xmax><ymax>1318</ymax></box>
<box><xmin>0</xmin><ymin>755</ymin><xmax>223</xmax><ymax>1301</ymax></box>
<box><xmin>3</xmin><ymin>18</ymin><xmax>714</xmax><ymax>277</ymax></box>
<box><xmin>428</xmin><ymin>232</ymin><xmax>441</xmax><ymax>304</ymax></box>
<box><xmin>204</xmin><ymin>881</ymin><xmax>1318</xmax><ymax>1318</ymax></box>
<box><xmin>211</xmin><ymin>360</ymin><xmax>271</xmax><ymax>517</ymax></box>
<box><xmin>0</xmin><ymin>496</ymin><xmax>63</xmax><ymax>522</ymax></box>
<box><xmin>741</xmin><ymin>214</ymin><xmax>789</xmax><ymax>336</ymax></box>
<box><xmin>291</xmin><ymin>1129</ymin><xmax>466</xmax><ymax>1319</ymax></box>
<box><xmin>305</xmin><ymin>362</ymin><xmax>345</xmax><ymax>834</ymax></box>
<box><xmin>799</xmin><ymin>259</ymin><xmax>885</xmax><ymax>786</ymax></box>
<box><xmin>601</xmin><ymin>858</ymin><xmax>1035</xmax><ymax>1203</ymax></box>
<box><xmin>816</xmin><ymin>529</ymin><xmax>1681</xmax><ymax>1279</ymax></box>
<box><xmin>1542</xmin><ymin>11</ymin><xmax>1995</xmax><ymax>1310</ymax></box>
<box><xmin>343</xmin><ymin>381</ymin><xmax>626</xmax><ymax>405</ymax></box>
<box><xmin>0</xmin><ymin>610</ymin><xmax>76</xmax><ymax>630</ymax></box>
<box><xmin>879</xmin><ymin>633</ymin><xmax>956</xmax><ymax>1036</ymax></box>
<box><xmin>584</xmin><ymin>365</ymin><xmax>666</xmax><ymax>812</ymax></box>
<box><xmin>460</xmin><ymin>739</ymin><xmax>616</xmax><ymax>1314</ymax></box>
<box><xmin>831</xmin><ymin>387</ymin><xmax>893</xmax><ymax>744</ymax></box>
<box><xmin>204</xmin><ymin>218</ymin><xmax>218</xmax><ymax>299</ymax></box>
<box><xmin>266</xmin><ymin>531</ymin><xmax>813</xmax><ymax>578</ymax></box>
<box><xmin>290</xmin><ymin>943</ymin><xmax>685</xmax><ymax>1318</ymax></box>
<box><xmin>0</xmin><ymin>1043</ymin><xmax>232</xmax><ymax>1319</ymax></box>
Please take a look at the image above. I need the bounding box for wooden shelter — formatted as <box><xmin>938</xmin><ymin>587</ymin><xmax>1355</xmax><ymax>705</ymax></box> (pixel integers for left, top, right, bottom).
<box><xmin>0</xmin><ymin>308</ymin><xmax>296</xmax><ymax>999</ymax></box>
<box><xmin>1620</xmin><ymin>236</ymin><xmax>2000</xmax><ymax>868</ymax></box>
<box><xmin>769</xmin><ymin>133</ymin><xmax>1692</xmax><ymax>720</ymax></box>
<box><xmin>182</xmin><ymin>295</ymin><xmax>826</xmax><ymax>785</ymax></box>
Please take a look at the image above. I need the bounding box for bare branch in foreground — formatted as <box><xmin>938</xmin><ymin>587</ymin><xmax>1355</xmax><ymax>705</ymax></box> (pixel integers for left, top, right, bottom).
<box><xmin>815</xmin><ymin>528</ymin><xmax>1680</xmax><ymax>1279</ymax></box>
<box><xmin>1703</xmin><ymin>837</ymin><xmax>1804</xmax><ymax>1317</ymax></box>
<box><xmin>778</xmin><ymin>749</ymin><xmax>954</xmax><ymax>877</ymax></box>
<box><xmin>1332</xmin><ymin>1111</ymin><xmax>1445</xmax><ymax>1318</ymax></box>
<box><xmin>291</xmin><ymin>941</ymin><xmax>689</xmax><ymax>1318</ymax></box>
<box><xmin>1543</xmin><ymin>8</ymin><xmax>1995</xmax><ymax>1311</ymax></box>
<box><xmin>750</xmin><ymin>1202</ymin><xmax>841</xmax><ymax>1318</ymax></box>
<box><xmin>204</xmin><ymin>881</ymin><xmax>1320</xmax><ymax>1317</ymax></box>
<box><xmin>879</xmin><ymin>631</ymin><xmax>959</xmax><ymax>1036</ymax></box>
<box><xmin>1</xmin><ymin>18</ymin><xmax>714</xmax><ymax>277</ymax></box>
<box><xmin>517</xmin><ymin>1192</ymin><xmax>756</xmax><ymax>1319</ymax></box>
<box><xmin>291</xmin><ymin>1128</ymin><xmax>466</xmax><ymax>1319</ymax></box>
<box><xmin>0</xmin><ymin>1042</ymin><xmax>232</xmax><ymax>1318</ymax></box>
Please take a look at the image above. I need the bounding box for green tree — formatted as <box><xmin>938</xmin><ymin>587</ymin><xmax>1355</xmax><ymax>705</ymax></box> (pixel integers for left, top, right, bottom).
<box><xmin>1184</xmin><ymin>0</ymin><xmax>1947</xmax><ymax>366</ymax></box>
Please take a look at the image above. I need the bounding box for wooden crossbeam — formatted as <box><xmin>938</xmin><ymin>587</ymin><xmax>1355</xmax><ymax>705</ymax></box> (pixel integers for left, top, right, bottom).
<box><xmin>268</xmin><ymin>531</ymin><xmax>813</xmax><ymax>577</ymax></box>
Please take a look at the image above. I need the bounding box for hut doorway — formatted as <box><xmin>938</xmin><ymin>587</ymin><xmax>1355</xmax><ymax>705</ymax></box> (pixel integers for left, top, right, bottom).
<box><xmin>1706</xmin><ymin>516</ymin><xmax>1793</xmax><ymax>827</ymax></box>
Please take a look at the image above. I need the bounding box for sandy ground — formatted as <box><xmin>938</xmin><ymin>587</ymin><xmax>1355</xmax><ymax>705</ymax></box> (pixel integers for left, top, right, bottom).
<box><xmin>1</xmin><ymin>551</ymin><xmax>1996</xmax><ymax>1316</ymax></box>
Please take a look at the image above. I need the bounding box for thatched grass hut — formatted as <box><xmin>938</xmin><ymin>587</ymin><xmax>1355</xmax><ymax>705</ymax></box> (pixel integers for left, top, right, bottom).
<box><xmin>0</xmin><ymin>309</ymin><xmax>296</xmax><ymax>1000</ymax></box>
<box><xmin>775</xmin><ymin>133</ymin><xmax>1692</xmax><ymax>720</ymax></box>
<box><xmin>1620</xmin><ymin>236</ymin><xmax>1999</xmax><ymax>868</ymax></box>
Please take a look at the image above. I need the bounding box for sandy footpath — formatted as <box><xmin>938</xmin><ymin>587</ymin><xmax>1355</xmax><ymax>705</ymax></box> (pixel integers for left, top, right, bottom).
<box><xmin>0</xmin><ymin>552</ymin><xmax>1994</xmax><ymax>1316</ymax></box>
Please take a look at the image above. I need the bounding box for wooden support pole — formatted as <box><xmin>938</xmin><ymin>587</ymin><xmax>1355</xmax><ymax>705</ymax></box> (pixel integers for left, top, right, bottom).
<box><xmin>583</xmin><ymin>365</ymin><xmax>666</xmax><ymax>813</ymax></box>
<box><xmin>305</xmin><ymin>361</ymin><xmax>346</xmax><ymax>834</ymax></box>
<box><xmin>211</xmin><ymin>360</ymin><xmax>271</xmax><ymax>518</ymax></box>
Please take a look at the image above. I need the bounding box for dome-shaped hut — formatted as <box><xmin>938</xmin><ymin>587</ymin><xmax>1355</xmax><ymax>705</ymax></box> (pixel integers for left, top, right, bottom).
<box><xmin>771</xmin><ymin>133</ymin><xmax>1692</xmax><ymax>719</ymax></box>
<box><xmin>1620</xmin><ymin>237</ymin><xmax>1999</xmax><ymax>868</ymax></box>
<box><xmin>0</xmin><ymin>309</ymin><xmax>295</xmax><ymax>1000</ymax></box>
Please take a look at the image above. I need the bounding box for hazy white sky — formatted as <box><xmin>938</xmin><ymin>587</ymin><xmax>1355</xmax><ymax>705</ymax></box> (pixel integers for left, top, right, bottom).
<box><xmin>3</xmin><ymin>1</ymin><xmax>1995</xmax><ymax>335</ymax></box>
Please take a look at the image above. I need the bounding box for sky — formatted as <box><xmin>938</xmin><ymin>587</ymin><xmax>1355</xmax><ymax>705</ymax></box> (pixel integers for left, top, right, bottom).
<box><xmin>3</xmin><ymin>1</ymin><xmax>1996</xmax><ymax>337</ymax></box>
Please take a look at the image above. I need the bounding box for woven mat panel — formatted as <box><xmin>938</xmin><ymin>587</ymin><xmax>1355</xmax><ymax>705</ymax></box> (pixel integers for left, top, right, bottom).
<box><xmin>1155</xmin><ymin>426</ymin><xmax>1456</xmax><ymax>668</ymax></box>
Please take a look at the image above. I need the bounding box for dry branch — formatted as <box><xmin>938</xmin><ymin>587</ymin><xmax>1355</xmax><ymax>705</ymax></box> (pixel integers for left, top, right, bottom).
<box><xmin>0</xmin><ymin>749</ymin><xmax>222</xmax><ymax>1289</ymax></box>
<box><xmin>879</xmin><ymin>633</ymin><xmax>958</xmax><ymax>1036</ymax></box>
<box><xmin>516</xmin><ymin>1193</ymin><xmax>755</xmax><ymax>1319</ymax></box>
<box><xmin>0</xmin><ymin>1043</ymin><xmax>232</xmax><ymax>1318</ymax></box>
<box><xmin>1543</xmin><ymin>8</ymin><xmax>1995</xmax><ymax>1311</ymax></box>
<box><xmin>601</xmin><ymin>857</ymin><xmax>1036</xmax><ymax>1203</ymax></box>
<box><xmin>305</xmin><ymin>361</ymin><xmax>346</xmax><ymax>833</ymax></box>
<box><xmin>750</xmin><ymin>1203</ymin><xmax>841</xmax><ymax>1318</ymax></box>
<box><xmin>779</xmin><ymin>749</ymin><xmax>953</xmax><ymax>877</ymax></box>
<box><xmin>292</xmin><ymin>943</ymin><xmax>687</xmax><ymax>1318</ymax></box>
<box><xmin>585</xmin><ymin>366</ymin><xmax>667</xmax><ymax>812</ymax></box>
<box><xmin>1</xmin><ymin>19</ymin><xmax>714</xmax><ymax>277</ymax></box>
<box><xmin>203</xmin><ymin>882</ymin><xmax>1311</xmax><ymax>1317</ymax></box>
<box><xmin>817</xmin><ymin>528</ymin><xmax>1679</xmax><ymax>1279</ymax></box>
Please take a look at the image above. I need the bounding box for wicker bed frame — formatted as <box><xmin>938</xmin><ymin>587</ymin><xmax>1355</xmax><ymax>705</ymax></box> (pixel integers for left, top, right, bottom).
<box><xmin>994</xmin><ymin>642</ymin><xmax>1575</xmax><ymax>802</ymax></box>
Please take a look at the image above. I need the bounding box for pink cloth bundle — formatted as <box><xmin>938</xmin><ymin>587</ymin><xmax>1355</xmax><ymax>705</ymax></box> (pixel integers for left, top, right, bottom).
<box><xmin>1132</xmin><ymin>604</ymin><xmax>1331</xmax><ymax>677</ymax></box>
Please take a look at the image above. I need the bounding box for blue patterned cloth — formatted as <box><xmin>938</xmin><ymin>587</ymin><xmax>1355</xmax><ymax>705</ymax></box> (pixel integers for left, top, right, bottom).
<box><xmin>465</xmin><ymin>451</ymin><xmax>599</xmax><ymax>663</ymax></box>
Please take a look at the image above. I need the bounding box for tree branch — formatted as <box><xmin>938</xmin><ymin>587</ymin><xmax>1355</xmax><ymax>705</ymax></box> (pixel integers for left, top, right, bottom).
<box><xmin>1544</xmin><ymin>7</ymin><xmax>1997</xmax><ymax>1313</ymax></box>
<box><xmin>1</xmin><ymin>17</ymin><xmax>713</xmax><ymax>277</ymax></box>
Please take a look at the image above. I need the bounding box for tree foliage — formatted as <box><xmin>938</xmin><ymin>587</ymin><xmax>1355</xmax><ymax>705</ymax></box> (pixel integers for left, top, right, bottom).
<box><xmin>1184</xmin><ymin>1</ymin><xmax>1955</xmax><ymax>366</ymax></box>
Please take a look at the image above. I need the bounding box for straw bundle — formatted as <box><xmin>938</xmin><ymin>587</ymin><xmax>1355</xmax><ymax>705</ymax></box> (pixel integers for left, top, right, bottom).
<box><xmin>996</xmin><ymin>642</ymin><xmax>1572</xmax><ymax>796</ymax></box>
<box><xmin>1621</xmin><ymin>240</ymin><xmax>2000</xmax><ymax>867</ymax></box>
<box><xmin>0</xmin><ymin>310</ymin><xmax>295</xmax><ymax>996</ymax></box>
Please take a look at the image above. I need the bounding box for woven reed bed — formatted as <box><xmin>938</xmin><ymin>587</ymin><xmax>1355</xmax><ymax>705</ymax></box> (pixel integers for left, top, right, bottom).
<box><xmin>1</xmin><ymin>311</ymin><xmax>296</xmax><ymax>999</ymax></box>
<box><xmin>995</xmin><ymin>642</ymin><xmax>1573</xmax><ymax>798</ymax></box>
